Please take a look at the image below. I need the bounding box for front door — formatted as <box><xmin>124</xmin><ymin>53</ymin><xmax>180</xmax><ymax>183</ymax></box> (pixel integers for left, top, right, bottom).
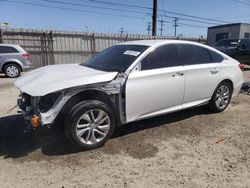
<box><xmin>125</xmin><ymin>44</ymin><xmax>185</xmax><ymax>122</ymax></box>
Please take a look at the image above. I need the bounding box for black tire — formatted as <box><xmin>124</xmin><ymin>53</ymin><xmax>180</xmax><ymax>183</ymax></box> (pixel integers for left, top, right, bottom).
<box><xmin>208</xmin><ymin>81</ymin><xmax>232</xmax><ymax>113</ymax></box>
<box><xmin>4</xmin><ymin>63</ymin><xmax>21</xmax><ymax>78</ymax></box>
<box><xmin>64</xmin><ymin>100</ymin><xmax>115</xmax><ymax>150</ymax></box>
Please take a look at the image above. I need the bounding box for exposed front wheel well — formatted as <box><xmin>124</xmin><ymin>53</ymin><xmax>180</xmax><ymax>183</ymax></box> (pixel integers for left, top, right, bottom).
<box><xmin>56</xmin><ymin>90</ymin><xmax>116</xmax><ymax>125</ymax></box>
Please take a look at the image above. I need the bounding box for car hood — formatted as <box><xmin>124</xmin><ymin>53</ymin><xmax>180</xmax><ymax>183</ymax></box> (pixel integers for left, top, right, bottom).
<box><xmin>15</xmin><ymin>64</ymin><xmax>118</xmax><ymax>96</ymax></box>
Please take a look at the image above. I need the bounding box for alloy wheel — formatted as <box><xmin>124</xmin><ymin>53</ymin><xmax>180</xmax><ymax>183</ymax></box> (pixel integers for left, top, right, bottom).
<box><xmin>75</xmin><ymin>109</ymin><xmax>111</xmax><ymax>145</ymax></box>
<box><xmin>215</xmin><ymin>85</ymin><xmax>230</xmax><ymax>110</ymax></box>
<box><xmin>6</xmin><ymin>65</ymin><xmax>19</xmax><ymax>77</ymax></box>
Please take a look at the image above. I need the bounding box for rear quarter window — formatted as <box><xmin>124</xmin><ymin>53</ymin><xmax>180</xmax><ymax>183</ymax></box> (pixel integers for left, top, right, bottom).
<box><xmin>208</xmin><ymin>50</ymin><xmax>225</xmax><ymax>63</ymax></box>
<box><xmin>0</xmin><ymin>46</ymin><xmax>19</xmax><ymax>54</ymax></box>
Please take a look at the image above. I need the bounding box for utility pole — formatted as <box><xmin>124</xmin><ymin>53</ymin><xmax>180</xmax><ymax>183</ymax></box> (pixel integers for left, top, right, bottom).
<box><xmin>119</xmin><ymin>28</ymin><xmax>124</xmax><ymax>36</ymax></box>
<box><xmin>152</xmin><ymin>0</ymin><xmax>157</xmax><ymax>36</ymax></box>
<box><xmin>173</xmin><ymin>17</ymin><xmax>179</xmax><ymax>37</ymax></box>
<box><xmin>159</xmin><ymin>19</ymin><xmax>166</xmax><ymax>36</ymax></box>
<box><xmin>146</xmin><ymin>22</ymin><xmax>151</xmax><ymax>36</ymax></box>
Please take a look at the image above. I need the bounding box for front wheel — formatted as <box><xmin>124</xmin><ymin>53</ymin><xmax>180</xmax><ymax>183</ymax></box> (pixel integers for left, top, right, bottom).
<box><xmin>208</xmin><ymin>82</ymin><xmax>232</xmax><ymax>113</ymax></box>
<box><xmin>64</xmin><ymin>100</ymin><xmax>115</xmax><ymax>150</ymax></box>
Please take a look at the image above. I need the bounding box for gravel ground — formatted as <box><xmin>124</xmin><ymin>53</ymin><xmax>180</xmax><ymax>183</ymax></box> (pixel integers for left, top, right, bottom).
<box><xmin>0</xmin><ymin>69</ymin><xmax>250</xmax><ymax>188</ymax></box>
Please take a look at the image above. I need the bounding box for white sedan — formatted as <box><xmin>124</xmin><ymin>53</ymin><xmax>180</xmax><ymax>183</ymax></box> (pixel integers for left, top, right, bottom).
<box><xmin>15</xmin><ymin>40</ymin><xmax>244</xmax><ymax>149</ymax></box>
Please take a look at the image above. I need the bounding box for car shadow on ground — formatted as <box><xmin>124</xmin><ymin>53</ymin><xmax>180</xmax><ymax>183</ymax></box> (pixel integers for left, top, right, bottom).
<box><xmin>0</xmin><ymin>107</ymin><xmax>212</xmax><ymax>158</ymax></box>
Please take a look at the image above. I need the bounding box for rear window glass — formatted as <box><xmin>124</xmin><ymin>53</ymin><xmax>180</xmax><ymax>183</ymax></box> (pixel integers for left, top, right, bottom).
<box><xmin>0</xmin><ymin>46</ymin><xmax>19</xmax><ymax>53</ymax></box>
<box><xmin>180</xmin><ymin>44</ymin><xmax>212</xmax><ymax>65</ymax></box>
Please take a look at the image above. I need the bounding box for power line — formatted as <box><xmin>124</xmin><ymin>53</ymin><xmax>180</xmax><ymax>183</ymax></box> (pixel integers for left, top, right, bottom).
<box><xmin>164</xmin><ymin>15</ymin><xmax>220</xmax><ymax>25</ymax></box>
<box><xmin>0</xmin><ymin>0</ymin><xmax>145</xmax><ymax>20</ymax></box>
<box><xmin>46</xmin><ymin>0</ymin><xmax>223</xmax><ymax>27</ymax></box>
<box><xmin>178</xmin><ymin>22</ymin><xmax>208</xmax><ymax>28</ymax></box>
<box><xmin>233</xmin><ymin>0</ymin><xmax>250</xmax><ymax>6</ymax></box>
<box><xmin>165</xmin><ymin>21</ymin><xmax>208</xmax><ymax>28</ymax></box>
<box><xmin>1</xmin><ymin>0</ymin><xmax>230</xmax><ymax>29</ymax></box>
<box><xmin>72</xmin><ymin>0</ymin><xmax>231</xmax><ymax>24</ymax></box>
<box><xmin>161</xmin><ymin>0</ymin><xmax>167</xmax><ymax>17</ymax></box>
<box><xmin>44</xmin><ymin>0</ymin><xmax>151</xmax><ymax>15</ymax></box>
<box><xmin>76</xmin><ymin>0</ymin><xmax>152</xmax><ymax>10</ymax></box>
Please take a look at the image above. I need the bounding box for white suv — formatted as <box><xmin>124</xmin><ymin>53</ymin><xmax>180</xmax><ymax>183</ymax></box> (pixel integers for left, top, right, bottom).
<box><xmin>15</xmin><ymin>40</ymin><xmax>244</xmax><ymax>150</ymax></box>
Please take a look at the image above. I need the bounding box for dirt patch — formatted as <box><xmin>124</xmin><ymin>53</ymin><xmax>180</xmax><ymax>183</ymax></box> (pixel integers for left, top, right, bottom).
<box><xmin>0</xmin><ymin>72</ymin><xmax>250</xmax><ymax>187</ymax></box>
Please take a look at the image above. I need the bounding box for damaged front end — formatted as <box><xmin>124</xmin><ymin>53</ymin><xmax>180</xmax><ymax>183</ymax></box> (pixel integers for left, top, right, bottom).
<box><xmin>17</xmin><ymin>92</ymin><xmax>41</xmax><ymax>132</ymax></box>
<box><xmin>17</xmin><ymin>75</ymin><xmax>126</xmax><ymax>133</ymax></box>
<box><xmin>17</xmin><ymin>90</ymin><xmax>74</xmax><ymax>132</ymax></box>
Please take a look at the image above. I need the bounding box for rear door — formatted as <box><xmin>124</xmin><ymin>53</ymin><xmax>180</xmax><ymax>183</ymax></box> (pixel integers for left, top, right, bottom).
<box><xmin>125</xmin><ymin>44</ymin><xmax>185</xmax><ymax>122</ymax></box>
<box><xmin>180</xmin><ymin>44</ymin><xmax>223</xmax><ymax>108</ymax></box>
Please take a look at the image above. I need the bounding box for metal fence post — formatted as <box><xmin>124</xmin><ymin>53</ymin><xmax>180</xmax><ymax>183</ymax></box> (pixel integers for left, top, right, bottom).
<box><xmin>91</xmin><ymin>34</ymin><xmax>96</xmax><ymax>56</ymax></box>
<box><xmin>41</xmin><ymin>32</ymin><xmax>48</xmax><ymax>66</ymax></box>
<box><xmin>48</xmin><ymin>31</ymin><xmax>55</xmax><ymax>65</ymax></box>
<box><xmin>0</xmin><ymin>29</ymin><xmax>3</xmax><ymax>43</ymax></box>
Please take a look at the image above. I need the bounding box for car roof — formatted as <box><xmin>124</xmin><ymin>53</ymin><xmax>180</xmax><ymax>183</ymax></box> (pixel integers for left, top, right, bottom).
<box><xmin>121</xmin><ymin>39</ymin><xmax>231</xmax><ymax>60</ymax></box>
<box><xmin>0</xmin><ymin>44</ymin><xmax>21</xmax><ymax>47</ymax></box>
<box><xmin>121</xmin><ymin>39</ymin><xmax>204</xmax><ymax>47</ymax></box>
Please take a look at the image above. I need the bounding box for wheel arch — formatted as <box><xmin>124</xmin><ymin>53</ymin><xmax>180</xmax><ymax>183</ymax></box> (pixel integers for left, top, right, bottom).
<box><xmin>220</xmin><ymin>79</ymin><xmax>234</xmax><ymax>93</ymax></box>
<box><xmin>2</xmin><ymin>61</ymin><xmax>22</xmax><ymax>72</ymax></box>
<box><xmin>58</xmin><ymin>89</ymin><xmax>118</xmax><ymax>123</ymax></box>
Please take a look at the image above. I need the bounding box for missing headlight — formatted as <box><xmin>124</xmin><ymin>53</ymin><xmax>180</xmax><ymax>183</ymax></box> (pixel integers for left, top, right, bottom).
<box><xmin>38</xmin><ymin>92</ymin><xmax>61</xmax><ymax>112</ymax></box>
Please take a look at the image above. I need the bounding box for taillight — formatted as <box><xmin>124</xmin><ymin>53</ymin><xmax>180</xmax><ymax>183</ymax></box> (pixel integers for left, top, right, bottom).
<box><xmin>22</xmin><ymin>53</ymin><xmax>30</xmax><ymax>59</ymax></box>
<box><xmin>239</xmin><ymin>64</ymin><xmax>244</xmax><ymax>71</ymax></box>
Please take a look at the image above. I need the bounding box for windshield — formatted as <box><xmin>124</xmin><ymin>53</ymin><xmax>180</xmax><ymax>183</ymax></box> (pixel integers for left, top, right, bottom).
<box><xmin>82</xmin><ymin>45</ymin><xmax>148</xmax><ymax>72</ymax></box>
<box><xmin>215</xmin><ymin>39</ymin><xmax>239</xmax><ymax>47</ymax></box>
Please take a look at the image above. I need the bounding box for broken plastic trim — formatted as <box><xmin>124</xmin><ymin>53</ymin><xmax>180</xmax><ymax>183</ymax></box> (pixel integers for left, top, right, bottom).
<box><xmin>39</xmin><ymin>74</ymin><xmax>127</xmax><ymax>126</ymax></box>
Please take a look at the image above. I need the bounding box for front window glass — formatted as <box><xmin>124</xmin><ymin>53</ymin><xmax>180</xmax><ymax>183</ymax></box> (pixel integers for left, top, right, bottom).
<box><xmin>82</xmin><ymin>45</ymin><xmax>148</xmax><ymax>72</ymax></box>
<box><xmin>141</xmin><ymin>44</ymin><xmax>183</xmax><ymax>70</ymax></box>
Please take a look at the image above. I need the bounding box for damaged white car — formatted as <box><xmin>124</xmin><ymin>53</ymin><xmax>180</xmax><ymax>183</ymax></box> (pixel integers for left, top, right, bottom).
<box><xmin>15</xmin><ymin>40</ymin><xmax>244</xmax><ymax>149</ymax></box>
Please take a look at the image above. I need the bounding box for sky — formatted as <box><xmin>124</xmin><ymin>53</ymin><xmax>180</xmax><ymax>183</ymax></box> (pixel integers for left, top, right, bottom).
<box><xmin>0</xmin><ymin>0</ymin><xmax>250</xmax><ymax>38</ymax></box>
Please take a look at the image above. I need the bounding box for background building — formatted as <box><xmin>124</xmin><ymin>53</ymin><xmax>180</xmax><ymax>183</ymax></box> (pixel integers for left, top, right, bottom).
<box><xmin>207</xmin><ymin>23</ymin><xmax>250</xmax><ymax>46</ymax></box>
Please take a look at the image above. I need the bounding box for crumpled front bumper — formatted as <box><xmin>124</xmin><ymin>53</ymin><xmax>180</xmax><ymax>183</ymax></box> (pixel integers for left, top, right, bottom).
<box><xmin>17</xmin><ymin>94</ymin><xmax>41</xmax><ymax>132</ymax></box>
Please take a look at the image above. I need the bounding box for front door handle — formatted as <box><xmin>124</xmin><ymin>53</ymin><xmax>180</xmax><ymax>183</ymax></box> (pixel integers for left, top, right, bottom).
<box><xmin>172</xmin><ymin>72</ymin><xmax>184</xmax><ymax>77</ymax></box>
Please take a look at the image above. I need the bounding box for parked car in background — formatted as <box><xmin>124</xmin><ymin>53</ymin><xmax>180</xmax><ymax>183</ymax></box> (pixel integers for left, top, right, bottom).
<box><xmin>0</xmin><ymin>44</ymin><xmax>31</xmax><ymax>78</ymax></box>
<box><xmin>15</xmin><ymin>40</ymin><xmax>244</xmax><ymax>150</ymax></box>
<box><xmin>214</xmin><ymin>38</ymin><xmax>250</xmax><ymax>65</ymax></box>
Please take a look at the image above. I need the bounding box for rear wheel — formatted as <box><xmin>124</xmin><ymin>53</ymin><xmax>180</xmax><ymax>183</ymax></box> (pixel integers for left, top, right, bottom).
<box><xmin>208</xmin><ymin>82</ymin><xmax>232</xmax><ymax>113</ymax></box>
<box><xmin>4</xmin><ymin>64</ymin><xmax>21</xmax><ymax>78</ymax></box>
<box><xmin>64</xmin><ymin>100</ymin><xmax>115</xmax><ymax>150</ymax></box>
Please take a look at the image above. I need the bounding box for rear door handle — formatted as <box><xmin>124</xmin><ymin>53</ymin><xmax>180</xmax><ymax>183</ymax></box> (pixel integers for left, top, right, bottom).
<box><xmin>210</xmin><ymin>68</ymin><xmax>219</xmax><ymax>74</ymax></box>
